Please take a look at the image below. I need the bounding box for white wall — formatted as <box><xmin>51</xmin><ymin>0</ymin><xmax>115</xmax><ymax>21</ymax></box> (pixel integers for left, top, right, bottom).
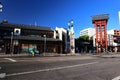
<box><xmin>80</xmin><ymin>28</ymin><xmax>95</xmax><ymax>37</ymax></box>
<box><xmin>54</xmin><ymin>27</ymin><xmax>68</xmax><ymax>52</ymax></box>
<box><xmin>107</xmin><ymin>29</ymin><xmax>114</xmax><ymax>35</ymax></box>
<box><xmin>55</xmin><ymin>27</ymin><xmax>67</xmax><ymax>40</ymax></box>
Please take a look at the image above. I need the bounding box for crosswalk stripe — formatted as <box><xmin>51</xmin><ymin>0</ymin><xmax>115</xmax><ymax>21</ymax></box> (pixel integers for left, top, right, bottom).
<box><xmin>112</xmin><ymin>76</ymin><xmax>120</xmax><ymax>80</ymax></box>
<box><xmin>0</xmin><ymin>73</ymin><xmax>6</xmax><ymax>78</ymax></box>
<box><xmin>4</xmin><ymin>58</ymin><xmax>17</xmax><ymax>62</ymax></box>
<box><xmin>6</xmin><ymin>62</ymin><xmax>98</xmax><ymax>77</ymax></box>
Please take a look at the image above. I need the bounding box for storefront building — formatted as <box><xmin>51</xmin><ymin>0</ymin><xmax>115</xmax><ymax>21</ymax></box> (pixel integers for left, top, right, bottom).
<box><xmin>0</xmin><ymin>20</ymin><xmax>62</xmax><ymax>54</ymax></box>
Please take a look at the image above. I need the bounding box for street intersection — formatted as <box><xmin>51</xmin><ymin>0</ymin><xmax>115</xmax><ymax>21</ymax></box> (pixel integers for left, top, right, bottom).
<box><xmin>0</xmin><ymin>54</ymin><xmax>120</xmax><ymax>80</ymax></box>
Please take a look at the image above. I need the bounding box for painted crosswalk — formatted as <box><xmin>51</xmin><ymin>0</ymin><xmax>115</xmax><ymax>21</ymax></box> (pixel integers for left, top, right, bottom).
<box><xmin>4</xmin><ymin>58</ymin><xmax>17</xmax><ymax>62</ymax></box>
<box><xmin>112</xmin><ymin>76</ymin><xmax>120</xmax><ymax>80</ymax></box>
<box><xmin>0</xmin><ymin>67</ymin><xmax>6</xmax><ymax>78</ymax></box>
<box><xmin>0</xmin><ymin>73</ymin><xmax>6</xmax><ymax>78</ymax></box>
<box><xmin>0</xmin><ymin>58</ymin><xmax>16</xmax><ymax>78</ymax></box>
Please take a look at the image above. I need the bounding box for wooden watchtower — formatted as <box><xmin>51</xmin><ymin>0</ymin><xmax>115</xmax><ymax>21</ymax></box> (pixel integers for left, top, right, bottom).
<box><xmin>92</xmin><ymin>14</ymin><xmax>109</xmax><ymax>53</ymax></box>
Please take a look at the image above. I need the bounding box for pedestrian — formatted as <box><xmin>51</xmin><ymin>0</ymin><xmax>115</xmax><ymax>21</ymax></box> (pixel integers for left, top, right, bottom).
<box><xmin>115</xmin><ymin>47</ymin><xmax>118</xmax><ymax>54</ymax></box>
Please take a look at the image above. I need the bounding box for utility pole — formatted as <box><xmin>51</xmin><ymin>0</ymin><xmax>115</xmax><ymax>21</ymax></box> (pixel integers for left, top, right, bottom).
<box><xmin>43</xmin><ymin>35</ymin><xmax>46</xmax><ymax>56</ymax></box>
<box><xmin>11</xmin><ymin>32</ymin><xmax>13</xmax><ymax>55</ymax></box>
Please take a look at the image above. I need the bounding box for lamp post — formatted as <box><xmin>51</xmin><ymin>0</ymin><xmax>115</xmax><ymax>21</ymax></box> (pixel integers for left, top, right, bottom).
<box><xmin>11</xmin><ymin>32</ymin><xmax>13</xmax><ymax>54</ymax></box>
<box><xmin>43</xmin><ymin>35</ymin><xmax>46</xmax><ymax>56</ymax></box>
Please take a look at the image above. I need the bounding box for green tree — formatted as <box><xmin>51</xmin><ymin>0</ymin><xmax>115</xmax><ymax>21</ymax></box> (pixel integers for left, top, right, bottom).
<box><xmin>77</xmin><ymin>35</ymin><xmax>89</xmax><ymax>41</ymax></box>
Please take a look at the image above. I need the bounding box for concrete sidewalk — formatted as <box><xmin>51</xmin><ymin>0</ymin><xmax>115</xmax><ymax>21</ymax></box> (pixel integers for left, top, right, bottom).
<box><xmin>91</xmin><ymin>52</ymin><xmax>120</xmax><ymax>58</ymax></box>
<box><xmin>0</xmin><ymin>52</ymin><xmax>120</xmax><ymax>58</ymax></box>
<box><xmin>98</xmin><ymin>54</ymin><xmax>120</xmax><ymax>58</ymax></box>
<box><xmin>0</xmin><ymin>53</ymin><xmax>81</xmax><ymax>58</ymax></box>
<box><xmin>0</xmin><ymin>53</ymin><xmax>30</xmax><ymax>58</ymax></box>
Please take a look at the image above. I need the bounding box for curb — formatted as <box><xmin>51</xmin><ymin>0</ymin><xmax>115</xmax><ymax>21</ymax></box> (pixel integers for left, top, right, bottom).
<box><xmin>0</xmin><ymin>53</ymin><xmax>81</xmax><ymax>58</ymax></box>
<box><xmin>93</xmin><ymin>54</ymin><xmax>120</xmax><ymax>58</ymax></box>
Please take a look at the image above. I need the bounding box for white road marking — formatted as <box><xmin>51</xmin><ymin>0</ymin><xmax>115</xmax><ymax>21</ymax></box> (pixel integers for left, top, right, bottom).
<box><xmin>0</xmin><ymin>73</ymin><xmax>6</xmax><ymax>78</ymax></box>
<box><xmin>6</xmin><ymin>62</ymin><xmax>98</xmax><ymax>77</ymax></box>
<box><xmin>112</xmin><ymin>76</ymin><xmax>120</xmax><ymax>80</ymax></box>
<box><xmin>4</xmin><ymin>58</ymin><xmax>17</xmax><ymax>62</ymax></box>
<box><xmin>0</xmin><ymin>66</ymin><xmax>6</xmax><ymax>78</ymax></box>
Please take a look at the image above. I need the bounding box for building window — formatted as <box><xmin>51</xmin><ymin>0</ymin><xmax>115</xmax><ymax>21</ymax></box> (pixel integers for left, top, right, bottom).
<box><xmin>56</xmin><ymin>30</ymin><xmax>58</xmax><ymax>33</ymax></box>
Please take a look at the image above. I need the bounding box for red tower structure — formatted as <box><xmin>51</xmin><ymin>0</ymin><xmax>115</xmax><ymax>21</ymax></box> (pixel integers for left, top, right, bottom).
<box><xmin>92</xmin><ymin>14</ymin><xmax>109</xmax><ymax>53</ymax></box>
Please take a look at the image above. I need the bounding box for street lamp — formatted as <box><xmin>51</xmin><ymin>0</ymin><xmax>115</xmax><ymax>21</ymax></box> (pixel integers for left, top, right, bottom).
<box><xmin>11</xmin><ymin>32</ymin><xmax>13</xmax><ymax>54</ymax></box>
<box><xmin>43</xmin><ymin>35</ymin><xmax>46</xmax><ymax>56</ymax></box>
<box><xmin>0</xmin><ymin>2</ymin><xmax>3</xmax><ymax>12</ymax></box>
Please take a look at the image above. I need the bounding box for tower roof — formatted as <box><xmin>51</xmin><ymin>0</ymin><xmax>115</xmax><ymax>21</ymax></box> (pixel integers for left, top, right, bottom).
<box><xmin>91</xmin><ymin>14</ymin><xmax>109</xmax><ymax>21</ymax></box>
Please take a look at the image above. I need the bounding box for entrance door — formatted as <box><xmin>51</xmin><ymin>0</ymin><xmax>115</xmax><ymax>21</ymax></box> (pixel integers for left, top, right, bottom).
<box><xmin>57</xmin><ymin>46</ymin><xmax>60</xmax><ymax>54</ymax></box>
<box><xmin>5</xmin><ymin>43</ymin><xmax>10</xmax><ymax>54</ymax></box>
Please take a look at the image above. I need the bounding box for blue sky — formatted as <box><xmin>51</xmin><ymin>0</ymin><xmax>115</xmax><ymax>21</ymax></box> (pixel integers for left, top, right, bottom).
<box><xmin>1</xmin><ymin>0</ymin><xmax>120</xmax><ymax>38</ymax></box>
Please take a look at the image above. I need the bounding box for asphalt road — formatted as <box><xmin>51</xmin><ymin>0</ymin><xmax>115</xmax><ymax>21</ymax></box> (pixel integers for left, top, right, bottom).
<box><xmin>0</xmin><ymin>56</ymin><xmax>120</xmax><ymax>80</ymax></box>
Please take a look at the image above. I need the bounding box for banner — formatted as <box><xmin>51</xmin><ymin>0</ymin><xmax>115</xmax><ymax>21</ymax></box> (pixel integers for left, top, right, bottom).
<box><xmin>118</xmin><ymin>11</ymin><xmax>120</xmax><ymax>25</ymax></box>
